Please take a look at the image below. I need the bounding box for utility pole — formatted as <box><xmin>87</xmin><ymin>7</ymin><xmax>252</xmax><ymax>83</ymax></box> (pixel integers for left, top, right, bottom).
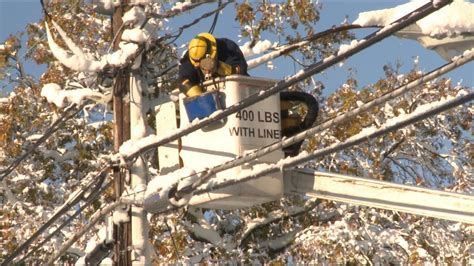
<box><xmin>112</xmin><ymin>1</ymin><xmax>131</xmax><ymax>265</ymax></box>
<box><xmin>129</xmin><ymin>73</ymin><xmax>151</xmax><ymax>264</ymax></box>
<box><xmin>128</xmin><ymin>2</ymin><xmax>151</xmax><ymax>263</ymax></box>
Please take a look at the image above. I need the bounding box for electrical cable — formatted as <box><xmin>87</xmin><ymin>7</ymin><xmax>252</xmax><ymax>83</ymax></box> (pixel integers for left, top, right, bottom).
<box><xmin>162</xmin><ymin>0</ymin><xmax>234</xmax><ymax>45</ymax></box>
<box><xmin>0</xmin><ymin>103</ymin><xmax>83</xmax><ymax>182</ymax></box>
<box><xmin>1</xmin><ymin>166</ymin><xmax>108</xmax><ymax>265</ymax></box>
<box><xmin>40</xmin><ymin>0</ymin><xmax>52</xmax><ymax>21</ymax></box>
<box><xmin>191</xmin><ymin>91</ymin><xmax>473</xmax><ymax>197</ymax></box>
<box><xmin>173</xmin><ymin>48</ymin><xmax>474</xmax><ymax>197</ymax></box>
<box><xmin>51</xmin><ymin>52</ymin><xmax>472</xmax><ymax>263</ymax></box>
<box><xmin>208</xmin><ymin>0</ymin><xmax>221</xmax><ymax>34</ymax></box>
<box><xmin>125</xmin><ymin>0</ymin><xmax>453</xmax><ymax>163</ymax></box>
<box><xmin>40</xmin><ymin>0</ymin><xmax>455</xmax><ymax>224</ymax></box>
<box><xmin>47</xmin><ymin>197</ymin><xmax>141</xmax><ymax>264</ymax></box>
<box><xmin>150</xmin><ymin>90</ymin><xmax>473</xmax><ymax>216</ymax></box>
<box><xmin>16</xmin><ymin>175</ymin><xmax>111</xmax><ymax>264</ymax></box>
<box><xmin>165</xmin><ymin>218</ymin><xmax>181</xmax><ymax>261</ymax></box>
<box><xmin>8</xmin><ymin>1</ymin><xmax>454</xmax><ymax>262</ymax></box>
<box><xmin>247</xmin><ymin>24</ymin><xmax>372</xmax><ymax>70</ymax></box>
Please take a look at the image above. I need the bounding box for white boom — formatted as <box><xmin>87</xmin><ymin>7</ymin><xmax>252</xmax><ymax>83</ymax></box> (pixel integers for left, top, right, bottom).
<box><xmin>284</xmin><ymin>168</ymin><xmax>474</xmax><ymax>224</ymax></box>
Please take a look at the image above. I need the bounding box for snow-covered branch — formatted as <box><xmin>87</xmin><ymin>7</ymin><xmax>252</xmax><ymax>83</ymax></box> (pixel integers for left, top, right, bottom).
<box><xmin>247</xmin><ymin>24</ymin><xmax>365</xmax><ymax>70</ymax></box>
<box><xmin>240</xmin><ymin>200</ymin><xmax>320</xmax><ymax>247</ymax></box>
<box><xmin>45</xmin><ymin>22</ymin><xmax>107</xmax><ymax>72</ymax></box>
<box><xmin>41</xmin><ymin>83</ymin><xmax>108</xmax><ymax>108</ymax></box>
<box><xmin>45</xmin><ymin>6</ymin><xmax>150</xmax><ymax>73</ymax></box>
<box><xmin>47</xmin><ymin>195</ymin><xmax>141</xmax><ymax>264</ymax></box>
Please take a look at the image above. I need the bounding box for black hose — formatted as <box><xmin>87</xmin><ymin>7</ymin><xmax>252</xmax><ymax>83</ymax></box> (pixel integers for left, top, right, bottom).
<box><xmin>280</xmin><ymin>91</ymin><xmax>319</xmax><ymax>156</ymax></box>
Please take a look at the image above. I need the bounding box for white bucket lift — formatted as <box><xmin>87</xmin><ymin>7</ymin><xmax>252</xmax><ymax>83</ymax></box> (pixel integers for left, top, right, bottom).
<box><xmin>153</xmin><ymin>76</ymin><xmax>474</xmax><ymax>223</ymax></box>
<box><xmin>156</xmin><ymin>75</ymin><xmax>284</xmax><ymax>210</ymax></box>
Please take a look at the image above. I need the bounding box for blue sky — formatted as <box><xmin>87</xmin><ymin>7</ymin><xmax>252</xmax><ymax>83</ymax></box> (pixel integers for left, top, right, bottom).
<box><xmin>1</xmin><ymin>0</ymin><xmax>473</xmax><ymax>95</ymax></box>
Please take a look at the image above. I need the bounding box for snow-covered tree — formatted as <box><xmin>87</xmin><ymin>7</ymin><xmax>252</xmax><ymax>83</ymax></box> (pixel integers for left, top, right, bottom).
<box><xmin>1</xmin><ymin>0</ymin><xmax>472</xmax><ymax>264</ymax></box>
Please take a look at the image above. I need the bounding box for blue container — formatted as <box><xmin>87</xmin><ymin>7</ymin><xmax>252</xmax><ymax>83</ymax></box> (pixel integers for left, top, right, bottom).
<box><xmin>184</xmin><ymin>92</ymin><xmax>221</xmax><ymax>122</ymax></box>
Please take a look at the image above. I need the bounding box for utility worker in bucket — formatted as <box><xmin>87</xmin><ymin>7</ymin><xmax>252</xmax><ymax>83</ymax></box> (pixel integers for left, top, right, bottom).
<box><xmin>178</xmin><ymin>33</ymin><xmax>319</xmax><ymax>157</ymax></box>
<box><xmin>178</xmin><ymin>32</ymin><xmax>248</xmax><ymax>97</ymax></box>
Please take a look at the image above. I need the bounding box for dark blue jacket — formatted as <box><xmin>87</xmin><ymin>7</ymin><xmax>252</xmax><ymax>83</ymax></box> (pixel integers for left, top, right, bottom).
<box><xmin>178</xmin><ymin>38</ymin><xmax>248</xmax><ymax>92</ymax></box>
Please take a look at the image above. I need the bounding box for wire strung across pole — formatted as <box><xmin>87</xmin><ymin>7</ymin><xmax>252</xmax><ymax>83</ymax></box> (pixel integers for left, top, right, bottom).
<box><xmin>7</xmin><ymin>1</ymin><xmax>453</xmax><ymax>262</ymax></box>
<box><xmin>247</xmin><ymin>24</ymin><xmax>372</xmax><ymax>70</ymax></box>
<box><xmin>160</xmin><ymin>0</ymin><xmax>234</xmax><ymax>45</ymax></box>
<box><xmin>16</xmin><ymin>175</ymin><xmax>111</xmax><ymax>264</ymax></box>
<box><xmin>1</xmin><ymin>166</ymin><xmax>109</xmax><ymax>265</ymax></box>
<box><xmin>112</xmin><ymin>0</ymin><xmax>456</xmax><ymax>196</ymax></box>
<box><xmin>125</xmin><ymin>0</ymin><xmax>453</xmax><ymax>163</ymax></box>
<box><xmin>191</xmin><ymin>91</ymin><xmax>474</xmax><ymax>197</ymax></box>
<box><xmin>49</xmin><ymin>91</ymin><xmax>473</xmax><ymax>260</ymax></box>
<box><xmin>47</xmin><ymin>196</ymin><xmax>142</xmax><ymax>264</ymax></box>
<box><xmin>17</xmin><ymin>55</ymin><xmax>465</xmax><ymax>263</ymax></box>
<box><xmin>0</xmin><ymin>103</ymin><xmax>83</xmax><ymax>182</ymax></box>
<box><xmin>174</xmin><ymin>48</ymin><xmax>474</xmax><ymax>197</ymax></box>
<box><xmin>208</xmin><ymin>0</ymin><xmax>221</xmax><ymax>34</ymax></box>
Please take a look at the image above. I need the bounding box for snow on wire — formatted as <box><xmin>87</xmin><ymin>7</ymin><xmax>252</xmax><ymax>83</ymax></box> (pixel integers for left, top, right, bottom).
<box><xmin>5</xmin><ymin>0</ymin><xmax>459</xmax><ymax>263</ymax></box>
<box><xmin>120</xmin><ymin>0</ymin><xmax>455</xmax><ymax>163</ymax></box>
<box><xmin>171</xmin><ymin>48</ymin><xmax>474</xmax><ymax>199</ymax></box>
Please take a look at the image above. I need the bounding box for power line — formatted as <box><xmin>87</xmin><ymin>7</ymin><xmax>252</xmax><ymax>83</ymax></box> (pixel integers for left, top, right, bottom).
<box><xmin>148</xmin><ymin>0</ymin><xmax>217</xmax><ymax>20</ymax></box>
<box><xmin>16</xmin><ymin>176</ymin><xmax>111</xmax><ymax>264</ymax></box>
<box><xmin>145</xmin><ymin>89</ymin><xmax>473</xmax><ymax>215</ymax></box>
<box><xmin>124</xmin><ymin>0</ymin><xmax>453</xmax><ymax>163</ymax></box>
<box><xmin>1</xmin><ymin>167</ymin><xmax>108</xmax><ymax>265</ymax></box>
<box><xmin>173</xmin><ymin>48</ymin><xmax>474</xmax><ymax>197</ymax></box>
<box><xmin>0</xmin><ymin>103</ymin><xmax>83</xmax><ymax>182</ymax></box>
<box><xmin>35</xmin><ymin>52</ymin><xmax>473</xmax><ymax>262</ymax></box>
<box><xmin>6</xmin><ymin>1</ymin><xmax>454</xmax><ymax>262</ymax></box>
<box><xmin>208</xmin><ymin>0</ymin><xmax>221</xmax><ymax>34</ymax></box>
<box><xmin>101</xmin><ymin>0</ymin><xmax>454</xmax><ymax>198</ymax></box>
<box><xmin>191</xmin><ymin>91</ymin><xmax>473</xmax><ymax>197</ymax></box>
<box><xmin>160</xmin><ymin>0</ymin><xmax>234</xmax><ymax>45</ymax></box>
<box><xmin>47</xmin><ymin>196</ymin><xmax>141</xmax><ymax>264</ymax></box>
<box><xmin>247</xmin><ymin>24</ymin><xmax>371</xmax><ymax>70</ymax></box>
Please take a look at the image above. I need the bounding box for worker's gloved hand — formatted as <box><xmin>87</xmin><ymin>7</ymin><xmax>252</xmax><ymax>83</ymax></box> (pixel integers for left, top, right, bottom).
<box><xmin>216</xmin><ymin>61</ymin><xmax>234</xmax><ymax>76</ymax></box>
<box><xmin>186</xmin><ymin>85</ymin><xmax>204</xmax><ymax>97</ymax></box>
<box><xmin>180</xmin><ymin>79</ymin><xmax>204</xmax><ymax>97</ymax></box>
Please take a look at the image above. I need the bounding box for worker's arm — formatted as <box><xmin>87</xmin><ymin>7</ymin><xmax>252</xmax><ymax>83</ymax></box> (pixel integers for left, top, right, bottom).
<box><xmin>178</xmin><ymin>54</ymin><xmax>203</xmax><ymax>96</ymax></box>
<box><xmin>216</xmin><ymin>38</ymin><xmax>248</xmax><ymax>76</ymax></box>
<box><xmin>217</xmin><ymin>61</ymin><xmax>238</xmax><ymax>76</ymax></box>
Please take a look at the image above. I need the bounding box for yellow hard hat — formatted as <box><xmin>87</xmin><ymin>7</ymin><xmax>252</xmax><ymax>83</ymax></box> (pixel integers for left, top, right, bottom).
<box><xmin>188</xmin><ymin>32</ymin><xmax>217</xmax><ymax>67</ymax></box>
